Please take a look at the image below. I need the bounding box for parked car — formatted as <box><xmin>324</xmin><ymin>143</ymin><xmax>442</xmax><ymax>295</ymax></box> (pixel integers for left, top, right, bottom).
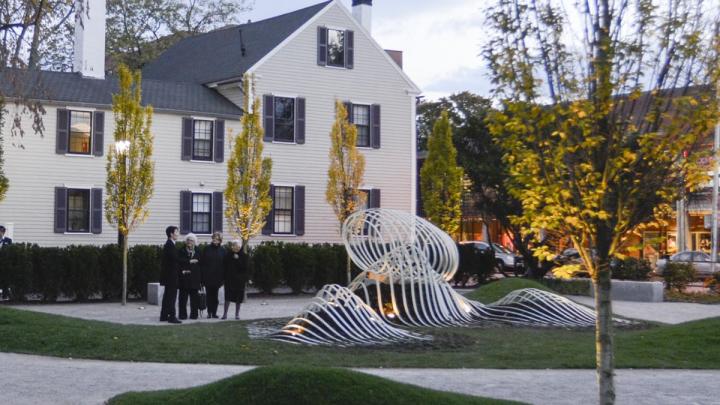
<box><xmin>655</xmin><ymin>251</ymin><xmax>720</xmax><ymax>278</ymax></box>
<box><xmin>492</xmin><ymin>243</ymin><xmax>525</xmax><ymax>275</ymax></box>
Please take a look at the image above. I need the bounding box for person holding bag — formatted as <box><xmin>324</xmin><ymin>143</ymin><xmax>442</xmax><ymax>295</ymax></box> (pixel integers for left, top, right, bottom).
<box><xmin>178</xmin><ymin>233</ymin><xmax>202</xmax><ymax>320</ymax></box>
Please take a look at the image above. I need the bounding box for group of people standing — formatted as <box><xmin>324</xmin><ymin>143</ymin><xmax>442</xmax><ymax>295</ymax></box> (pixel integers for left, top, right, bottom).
<box><xmin>159</xmin><ymin>226</ymin><xmax>249</xmax><ymax>324</ymax></box>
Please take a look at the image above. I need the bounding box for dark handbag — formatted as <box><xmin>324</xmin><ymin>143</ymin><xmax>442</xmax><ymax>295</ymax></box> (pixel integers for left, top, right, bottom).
<box><xmin>198</xmin><ymin>287</ymin><xmax>207</xmax><ymax>311</ymax></box>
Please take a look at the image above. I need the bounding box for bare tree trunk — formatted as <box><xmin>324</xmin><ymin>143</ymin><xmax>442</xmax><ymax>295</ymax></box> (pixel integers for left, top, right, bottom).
<box><xmin>593</xmin><ymin>261</ymin><xmax>615</xmax><ymax>404</ymax></box>
<box><xmin>122</xmin><ymin>235</ymin><xmax>128</xmax><ymax>306</ymax></box>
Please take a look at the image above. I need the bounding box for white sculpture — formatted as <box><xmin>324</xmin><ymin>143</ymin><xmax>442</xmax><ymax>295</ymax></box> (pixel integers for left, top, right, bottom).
<box><xmin>272</xmin><ymin>209</ymin><xmax>598</xmax><ymax>346</ymax></box>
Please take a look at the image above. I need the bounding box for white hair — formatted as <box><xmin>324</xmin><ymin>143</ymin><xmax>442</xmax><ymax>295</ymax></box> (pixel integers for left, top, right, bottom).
<box><xmin>185</xmin><ymin>233</ymin><xmax>198</xmax><ymax>245</ymax></box>
<box><xmin>231</xmin><ymin>239</ymin><xmax>242</xmax><ymax>247</ymax></box>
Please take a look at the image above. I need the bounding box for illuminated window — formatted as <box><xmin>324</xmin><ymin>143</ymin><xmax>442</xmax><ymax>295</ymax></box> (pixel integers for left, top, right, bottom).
<box><xmin>69</xmin><ymin>111</ymin><xmax>92</xmax><ymax>154</ymax></box>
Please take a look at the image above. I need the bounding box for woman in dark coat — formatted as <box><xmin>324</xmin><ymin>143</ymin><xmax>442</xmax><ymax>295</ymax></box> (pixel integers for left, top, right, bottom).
<box><xmin>178</xmin><ymin>233</ymin><xmax>202</xmax><ymax>320</ymax></box>
<box><xmin>201</xmin><ymin>232</ymin><xmax>226</xmax><ymax>318</ymax></box>
<box><xmin>222</xmin><ymin>240</ymin><xmax>250</xmax><ymax>320</ymax></box>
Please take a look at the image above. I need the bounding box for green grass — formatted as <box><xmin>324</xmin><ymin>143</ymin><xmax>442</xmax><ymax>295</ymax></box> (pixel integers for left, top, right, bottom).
<box><xmin>1</xmin><ymin>306</ymin><xmax>719</xmax><ymax>369</ymax></box>
<box><xmin>108</xmin><ymin>366</ymin><xmax>523</xmax><ymax>405</ymax></box>
<box><xmin>464</xmin><ymin>278</ymin><xmax>553</xmax><ymax>303</ymax></box>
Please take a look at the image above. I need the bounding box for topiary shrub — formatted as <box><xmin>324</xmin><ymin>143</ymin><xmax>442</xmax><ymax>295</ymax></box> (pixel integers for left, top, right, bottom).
<box><xmin>279</xmin><ymin>243</ymin><xmax>315</xmax><ymax>294</ymax></box>
<box><xmin>98</xmin><ymin>244</ymin><xmax>123</xmax><ymax>300</ymax></box>
<box><xmin>612</xmin><ymin>258</ymin><xmax>652</xmax><ymax>281</ymax></box>
<box><xmin>62</xmin><ymin>245</ymin><xmax>101</xmax><ymax>301</ymax></box>
<box><xmin>31</xmin><ymin>245</ymin><xmax>65</xmax><ymax>302</ymax></box>
<box><xmin>129</xmin><ymin>244</ymin><xmax>161</xmax><ymax>299</ymax></box>
<box><xmin>312</xmin><ymin>243</ymin><xmax>341</xmax><ymax>289</ymax></box>
<box><xmin>0</xmin><ymin>243</ymin><xmax>34</xmax><ymax>302</ymax></box>
<box><xmin>663</xmin><ymin>262</ymin><xmax>696</xmax><ymax>292</ymax></box>
<box><xmin>252</xmin><ymin>243</ymin><xmax>283</xmax><ymax>294</ymax></box>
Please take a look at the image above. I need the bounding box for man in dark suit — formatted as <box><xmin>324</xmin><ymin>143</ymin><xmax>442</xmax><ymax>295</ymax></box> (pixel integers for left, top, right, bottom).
<box><xmin>160</xmin><ymin>226</ymin><xmax>181</xmax><ymax>323</ymax></box>
<box><xmin>0</xmin><ymin>225</ymin><xmax>12</xmax><ymax>249</ymax></box>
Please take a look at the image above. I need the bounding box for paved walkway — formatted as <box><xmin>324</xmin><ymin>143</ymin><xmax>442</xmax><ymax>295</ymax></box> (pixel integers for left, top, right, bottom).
<box><xmin>1</xmin><ymin>353</ymin><xmax>718</xmax><ymax>405</ymax></box>
<box><xmin>9</xmin><ymin>295</ymin><xmax>311</xmax><ymax>325</ymax></box>
<box><xmin>568</xmin><ymin>296</ymin><xmax>720</xmax><ymax>324</ymax></box>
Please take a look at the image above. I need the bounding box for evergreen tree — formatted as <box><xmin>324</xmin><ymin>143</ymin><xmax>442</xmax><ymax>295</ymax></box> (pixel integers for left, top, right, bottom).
<box><xmin>225</xmin><ymin>74</ymin><xmax>272</xmax><ymax>253</ymax></box>
<box><xmin>420</xmin><ymin>111</ymin><xmax>464</xmax><ymax>236</ymax></box>
<box><xmin>105</xmin><ymin>65</ymin><xmax>155</xmax><ymax>306</ymax></box>
<box><xmin>326</xmin><ymin>101</ymin><xmax>366</xmax><ymax>284</ymax></box>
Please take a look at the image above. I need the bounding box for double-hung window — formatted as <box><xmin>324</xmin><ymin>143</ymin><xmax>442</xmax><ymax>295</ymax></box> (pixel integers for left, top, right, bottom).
<box><xmin>191</xmin><ymin>193</ymin><xmax>212</xmax><ymax>234</ymax></box>
<box><xmin>192</xmin><ymin>120</ymin><xmax>213</xmax><ymax>161</ymax></box>
<box><xmin>273</xmin><ymin>186</ymin><xmax>294</xmax><ymax>234</ymax></box>
<box><xmin>318</xmin><ymin>27</ymin><xmax>354</xmax><ymax>69</ymax></box>
<box><xmin>67</xmin><ymin>189</ymin><xmax>91</xmax><ymax>233</ymax></box>
<box><xmin>353</xmin><ymin>105</ymin><xmax>370</xmax><ymax>147</ymax></box>
<box><xmin>68</xmin><ymin>111</ymin><xmax>93</xmax><ymax>155</ymax></box>
<box><xmin>327</xmin><ymin>29</ymin><xmax>346</xmax><ymax>67</ymax></box>
<box><xmin>274</xmin><ymin>97</ymin><xmax>295</xmax><ymax>142</ymax></box>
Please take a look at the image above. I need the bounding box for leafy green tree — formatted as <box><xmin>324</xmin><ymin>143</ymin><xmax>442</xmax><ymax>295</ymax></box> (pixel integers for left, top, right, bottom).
<box><xmin>105</xmin><ymin>65</ymin><xmax>155</xmax><ymax>306</ymax></box>
<box><xmin>326</xmin><ymin>101</ymin><xmax>366</xmax><ymax>285</ymax></box>
<box><xmin>420</xmin><ymin>111</ymin><xmax>464</xmax><ymax>236</ymax></box>
<box><xmin>106</xmin><ymin>0</ymin><xmax>251</xmax><ymax>71</ymax></box>
<box><xmin>225</xmin><ymin>74</ymin><xmax>272</xmax><ymax>254</ymax></box>
<box><xmin>484</xmin><ymin>0</ymin><xmax>720</xmax><ymax>403</ymax></box>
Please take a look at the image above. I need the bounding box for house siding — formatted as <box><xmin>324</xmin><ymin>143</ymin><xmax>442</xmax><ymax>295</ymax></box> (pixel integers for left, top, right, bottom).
<box><xmin>251</xmin><ymin>2</ymin><xmax>416</xmax><ymax>244</ymax></box>
<box><xmin>0</xmin><ymin>2</ymin><xmax>417</xmax><ymax>247</ymax></box>
<box><xmin>0</xmin><ymin>104</ymin><xmax>240</xmax><ymax>246</ymax></box>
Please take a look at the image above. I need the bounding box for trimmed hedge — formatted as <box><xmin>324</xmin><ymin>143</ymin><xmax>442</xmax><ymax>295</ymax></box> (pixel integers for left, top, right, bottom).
<box><xmin>0</xmin><ymin>242</ymin><xmax>352</xmax><ymax>302</ymax></box>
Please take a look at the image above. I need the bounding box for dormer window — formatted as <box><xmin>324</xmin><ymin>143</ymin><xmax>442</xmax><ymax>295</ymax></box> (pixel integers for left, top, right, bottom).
<box><xmin>317</xmin><ymin>27</ymin><xmax>354</xmax><ymax>69</ymax></box>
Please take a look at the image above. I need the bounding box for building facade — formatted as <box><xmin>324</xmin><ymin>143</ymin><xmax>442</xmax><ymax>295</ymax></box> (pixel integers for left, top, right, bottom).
<box><xmin>0</xmin><ymin>0</ymin><xmax>420</xmax><ymax>246</ymax></box>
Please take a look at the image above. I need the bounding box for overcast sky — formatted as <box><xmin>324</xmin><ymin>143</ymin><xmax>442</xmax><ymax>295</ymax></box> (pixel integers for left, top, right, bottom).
<box><xmin>246</xmin><ymin>0</ymin><xmax>487</xmax><ymax>101</ymax></box>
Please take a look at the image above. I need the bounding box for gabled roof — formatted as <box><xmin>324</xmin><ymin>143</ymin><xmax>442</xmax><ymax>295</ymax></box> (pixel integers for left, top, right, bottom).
<box><xmin>143</xmin><ymin>1</ymin><xmax>332</xmax><ymax>85</ymax></box>
<box><xmin>0</xmin><ymin>69</ymin><xmax>242</xmax><ymax>118</ymax></box>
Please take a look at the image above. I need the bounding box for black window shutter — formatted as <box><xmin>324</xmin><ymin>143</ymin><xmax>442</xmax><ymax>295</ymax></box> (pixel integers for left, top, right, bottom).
<box><xmin>91</xmin><ymin>188</ymin><xmax>103</xmax><ymax>234</ymax></box>
<box><xmin>317</xmin><ymin>26</ymin><xmax>328</xmax><ymax>66</ymax></box>
<box><xmin>214</xmin><ymin>119</ymin><xmax>225</xmax><ymax>163</ymax></box>
<box><xmin>345</xmin><ymin>30</ymin><xmax>354</xmax><ymax>69</ymax></box>
<box><xmin>263</xmin><ymin>95</ymin><xmax>274</xmax><ymax>142</ymax></box>
<box><xmin>180</xmin><ymin>191</ymin><xmax>192</xmax><ymax>234</ymax></box>
<box><xmin>212</xmin><ymin>191</ymin><xmax>223</xmax><ymax>233</ymax></box>
<box><xmin>181</xmin><ymin>117</ymin><xmax>193</xmax><ymax>161</ymax></box>
<box><xmin>56</xmin><ymin>109</ymin><xmax>69</xmax><ymax>154</ymax></box>
<box><xmin>295</xmin><ymin>98</ymin><xmax>306</xmax><ymax>144</ymax></box>
<box><xmin>294</xmin><ymin>185</ymin><xmax>305</xmax><ymax>236</ymax></box>
<box><xmin>371</xmin><ymin>104</ymin><xmax>381</xmax><ymax>149</ymax></box>
<box><xmin>54</xmin><ymin>187</ymin><xmax>67</xmax><ymax>233</ymax></box>
<box><xmin>93</xmin><ymin>111</ymin><xmax>104</xmax><ymax>156</ymax></box>
<box><xmin>262</xmin><ymin>185</ymin><xmax>275</xmax><ymax>235</ymax></box>
<box><xmin>369</xmin><ymin>188</ymin><xmax>381</xmax><ymax>208</ymax></box>
<box><xmin>344</xmin><ymin>102</ymin><xmax>354</xmax><ymax>123</ymax></box>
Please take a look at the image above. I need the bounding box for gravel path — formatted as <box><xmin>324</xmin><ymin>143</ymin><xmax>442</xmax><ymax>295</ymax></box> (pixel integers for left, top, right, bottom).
<box><xmin>1</xmin><ymin>353</ymin><xmax>718</xmax><ymax>405</ymax></box>
<box><xmin>568</xmin><ymin>296</ymin><xmax>720</xmax><ymax>324</ymax></box>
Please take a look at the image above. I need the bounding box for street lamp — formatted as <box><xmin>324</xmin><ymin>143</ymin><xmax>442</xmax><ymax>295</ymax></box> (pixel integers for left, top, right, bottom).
<box><xmin>115</xmin><ymin>140</ymin><xmax>130</xmax><ymax>154</ymax></box>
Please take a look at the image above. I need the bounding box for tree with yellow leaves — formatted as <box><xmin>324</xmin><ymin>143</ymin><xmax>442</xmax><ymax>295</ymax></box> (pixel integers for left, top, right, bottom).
<box><xmin>105</xmin><ymin>64</ymin><xmax>155</xmax><ymax>306</ymax></box>
<box><xmin>225</xmin><ymin>74</ymin><xmax>273</xmax><ymax>253</ymax></box>
<box><xmin>420</xmin><ymin>110</ymin><xmax>464</xmax><ymax>236</ymax></box>
<box><xmin>326</xmin><ymin>101</ymin><xmax>366</xmax><ymax>284</ymax></box>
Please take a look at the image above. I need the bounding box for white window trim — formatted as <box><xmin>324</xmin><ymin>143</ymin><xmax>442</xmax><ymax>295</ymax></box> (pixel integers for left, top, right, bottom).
<box><xmin>189</xmin><ymin>159</ymin><xmax>216</xmax><ymax>164</ymax></box>
<box><xmin>67</xmin><ymin>109</ymin><xmax>95</xmax><ymax>156</ymax></box>
<box><xmin>324</xmin><ymin>26</ymin><xmax>350</xmax><ymax>69</ymax></box>
<box><xmin>271</xmin><ymin>184</ymin><xmax>296</xmax><ymax>236</ymax></box>
<box><xmin>64</xmin><ymin>187</ymin><xmax>93</xmax><ymax>234</ymax></box>
<box><xmin>190</xmin><ymin>118</ymin><xmax>215</xmax><ymax>162</ymax></box>
<box><xmin>350</xmin><ymin>102</ymin><xmax>372</xmax><ymax>148</ymax></box>
<box><xmin>64</xmin><ymin>153</ymin><xmax>96</xmax><ymax>158</ymax></box>
<box><xmin>189</xmin><ymin>191</ymin><xmax>213</xmax><ymax>236</ymax></box>
<box><xmin>65</xmin><ymin>106</ymin><xmax>96</xmax><ymax>112</ymax></box>
<box><xmin>271</xmin><ymin>95</ymin><xmax>298</xmax><ymax>144</ymax></box>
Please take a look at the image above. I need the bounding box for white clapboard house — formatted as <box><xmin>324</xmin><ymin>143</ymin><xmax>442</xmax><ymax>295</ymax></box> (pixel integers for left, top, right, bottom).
<box><xmin>0</xmin><ymin>0</ymin><xmax>420</xmax><ymax>246</ymax></box>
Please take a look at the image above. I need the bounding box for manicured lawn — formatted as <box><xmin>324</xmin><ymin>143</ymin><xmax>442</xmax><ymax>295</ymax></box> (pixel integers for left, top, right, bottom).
<box><xmin>464</xmin><ymin>278</ymin><xmax>553</xmax><ymax>303</ymax></box>
<box><xmin>1</xmin><ymin>305</ymin><xmax>719</xmax><ymax>368</ymax></box>
<box><xmin>108</xmin><ymin>366</ymin><xmax>524</xmax><ymax>405</ymax></box>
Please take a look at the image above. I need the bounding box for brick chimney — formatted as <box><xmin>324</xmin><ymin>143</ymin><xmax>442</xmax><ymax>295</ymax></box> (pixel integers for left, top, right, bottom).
<box><xmin>74</xmin><ymin>0</ymin><xmax>106</xmax><ymax>79</ymax></box>
<box><xmin>352</xmin><ymin>0</ymin><xmax>372</xmax><ymax>34</ymax></box>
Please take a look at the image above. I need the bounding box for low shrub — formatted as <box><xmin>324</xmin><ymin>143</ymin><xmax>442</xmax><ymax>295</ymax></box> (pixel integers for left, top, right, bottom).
<box><xmin>612</xmin><ymin>258</ymin><xmax>652</xmax><ymax>281</ymax></box>
<box><xmin>129</xmin><ymin>245</ymin><xmax>161</xmax><ymax>299</ymax></box>
<box><xmin>0</xmin><ymin>243</ymin><xmax>34</xmax><ymax>301</ymax></box>
<box><xmin>663</xmin><ymin>262</ymin><xmax>696</xmax><ymax>292</ymax></box>
<box><xmin>62</xmin><ymin>245</ymin><xmax>101</xmax><ymax>301</ymax></box>
<box><xmin>98</xmin><ymin>244</ymin><xmax>123</xmax><ymax>300</ymax></box>
<box><xmin>31</xmin><ymin>245</ymin><xmax>64</xmax><ymax>302</ymax></box>
<box><xmin>311</xmin><ymin>244</ymin><xmax>341</xmax><ymax>289</ymax></box>
<box><xmin>252</xmin><ymin>243</ymin><xmax>283</xmax><ymax>294</ymax></box>
<box><xmin>279</xmin><ymin>243</ymin><xmax>315</xmax><ymax>294</ymax></box>
<box><xmin>541</xmin><ymin>278</ymin><xmax>592</xmax><ymax>296</ymax></box>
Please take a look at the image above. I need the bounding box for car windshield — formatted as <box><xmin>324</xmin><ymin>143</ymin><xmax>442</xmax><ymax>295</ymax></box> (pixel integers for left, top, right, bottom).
<box><xmin>672</xmin><ymin>252</ymin><xmax>692</xmax><ymax>261</ymax></box>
